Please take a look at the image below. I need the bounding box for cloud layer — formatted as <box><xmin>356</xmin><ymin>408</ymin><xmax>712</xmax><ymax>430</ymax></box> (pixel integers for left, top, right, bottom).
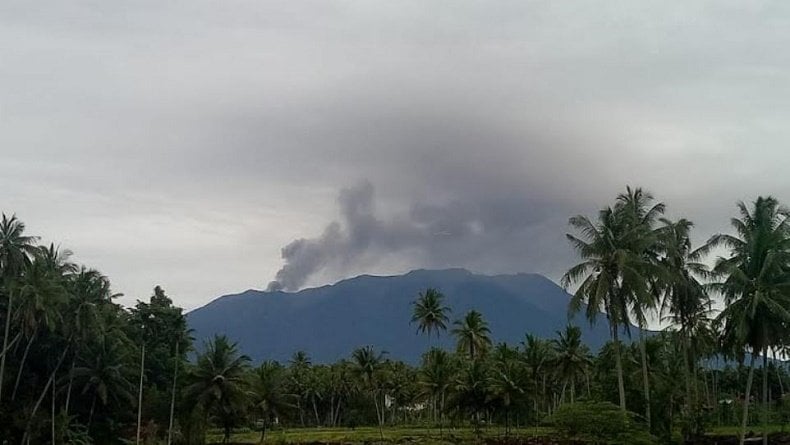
<box><xmin>2</xmin><ymin>1</ymin><xmax>790</xmax><ymax>307</ymax></box>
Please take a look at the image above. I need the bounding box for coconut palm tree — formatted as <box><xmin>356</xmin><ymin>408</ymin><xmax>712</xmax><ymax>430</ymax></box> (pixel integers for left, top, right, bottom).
<box><xmin>11</xmin><ymin>256</ymin><xmax>68</xmax><ymax>400</ymax></box>
<box><xmin>252</xmin><ymin>361</ymin><xmax>292</xmax><ymax>443</ymax></box>
<box><xmin>451</xmin><ymin>310</ymin><xmax>492</xmax><ymax>360</ymax></box>
<box><xmin>551</xmin><ymin>325</ymin><xmax>592</xmax><ymax>404</ymax></box>
<box><xmin>614</xmin><ymin>187</ymin><xmax>666</xmax><ymax>429</ymax></box>
<box><xmin>563</xmin><ymin>206</ymin><xmax>634</xmax><ymax>410</ymax></box>
<box><xmin>289</xmin><ymin>351</ymin><xmax>311</xmax><ymax>426</ymax></box>
<box><xmin>489</xmin><ymin>343</ymin><xmax>525</xmax><ymax>435</ymax></box>
<box><xmin>411</xmin><ymin>288</ymin><xmax>451</xmax><ymax>340</ymax></box>
<box><xmin>418</xmin><ymin>348</ymin><xmax>454</xmax><ymax>429</ymax></box>
<box><xmin>521</xmin><ymin>334</ymin><xmax>553</xmax><ymax>422</ymax></box>
<box><xmin>658</xmin><ymin>218</ymin><xmax>712</xmax><ymax>433</ymax></box>
<box><xmin>72</xmin><ymin>333</ymin><xmax>136</xmax><ymax>429</ymax></box>
<box><xmin>351</xmin><ymin>346</ymin><xmax>387</xmax><ymax>435</ymax></box>
<box><xmin>0</xmin><ymin>213</ymin><xmax>38</xmax><ymax>402</ymax></box>
<box><xmin>453</xmin><ymin>359</ymin><xmax>491</xmax><ymax>435</ymax></box>
<box><xmin>63</xmin><ymin>267</ymin><xmax>117</xmax><ymax>415</ymax></box>
<box><xmin>185</xmin><ymin>335</ymin><xmax>251</xmax><ymax>444</ymax></box>
<box><xmin>703</xmin><ymin>197</ymin><xmax>790</xmax><ymax>445</ymax></box>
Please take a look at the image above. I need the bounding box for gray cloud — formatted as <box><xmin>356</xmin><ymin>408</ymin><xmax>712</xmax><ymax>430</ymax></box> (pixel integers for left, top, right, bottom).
<box><xmin>2</xmin><ymin>1</ymin><xmax>790</xmax><ymax>307</ymax></box>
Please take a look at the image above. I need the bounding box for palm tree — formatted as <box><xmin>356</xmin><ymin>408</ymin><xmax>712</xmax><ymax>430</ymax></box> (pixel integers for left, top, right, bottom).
<box><xmin>72</xmin><ymin>334</ymin><xmax>136</xmax><ymax>428</ymax></box>
<box><xmin>551</xmin><ymin>325</ymin><xmax>592</xmax><ymax>404</ymax></box>
<box><xmin>11</xmin><ymin>256</ymin><xmax>68</xmax><ymax>401</ymax></box>
<box><xmin>563</xmin><ymin>187</ymin><xmax>664</xmax><ymax>413</ymax></box>
<box><xmin>411</xmin><ymin>288</ymin><xmax>451</xmax><ymax>340</ymax></box>
<box><xmin>418</xmin><ymin>348</ymin><xmax>454</xmax><ymax>429</ymax></box>
<box><xmin>451</xmin><ymin>310</ymin><xmax>492</xmax><ymax>360</ymax></box>
<box><xmin>186</xmin><ymin>335</ymin><xmax>251</xmax><ymax>444</ymax></box>
<box><xmin>0</xmin><ymin>213</ymin><xmax>38</xmax><ymax>402</ymax></box>
<box><xmin>351</xmin><ymin>346</ymin><xmax>387</xmax><ymax>437</ymax></box>
<box><xmin>658</xmin><ymin>218</ymin><xmax>711</xmax><ymax>434</ymax></box>
<box><xmin>453</xmin><ymin>359</ymin><xmax>491</xmax><ymax>434</ymax></box>
<box><xmin>252</xmin><ymin>361</ymin><xmax>292</xmax><ymax>443</ymax></box>
<box><xmin>63</xmin><ymin>267</ymin><xmax>117</xmax><ymax>415</ymax></box>
<box><xmin>489</xmin><ymin>343</ymin><xmax>524</xmax><ymax>435</ymax></box>
<box><xmin>562</xmin><ymin>206</ymin><xmax>631</xmax><ymax>410</ymax></box>
<box><xmin>614</xmin><ymin>187</ymin><xmax>666</xmax><ymax>429</ymax></box>
<box><xmin>703</xmin><ymin>197</ymin><xmax>790</xmax><ymax>445</ymax></box>
<box><xmin>289</xmin><ymin>351</ymin><xmax>311</xmax><ymax>426</ymax></box>
<box><xmin>521</xmin><ymin>334</ymin><xmax>553</xmax><ymax>423</ymax></box>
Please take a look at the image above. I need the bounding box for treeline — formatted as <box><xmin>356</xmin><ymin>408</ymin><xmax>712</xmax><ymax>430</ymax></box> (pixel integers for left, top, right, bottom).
<box><xmin>2</xmin><ymin>186</ymin><xmax>790</xmax><ymax>445</ymax></box>
<box><xmin>0</xmin><ymin>215</ymin><xmax>191</xmax><ymax>444</ymax></box>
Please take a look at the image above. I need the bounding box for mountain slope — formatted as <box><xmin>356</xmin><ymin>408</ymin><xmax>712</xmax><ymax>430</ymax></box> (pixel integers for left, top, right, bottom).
<box><xmin>187</xmin><ymin>269</ymin><xmax>619</xmax><ymax>363</ymax></box>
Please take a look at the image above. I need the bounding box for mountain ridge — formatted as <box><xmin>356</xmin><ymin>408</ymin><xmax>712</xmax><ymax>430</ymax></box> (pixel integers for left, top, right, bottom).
<box><xmin>187</xmin><ymin>268</ymin><xmax>616</xmax><ymax>363</ymax></box>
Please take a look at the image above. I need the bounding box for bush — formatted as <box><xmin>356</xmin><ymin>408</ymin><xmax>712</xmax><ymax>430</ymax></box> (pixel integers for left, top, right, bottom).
<box><xmin>547</xmin><ymin>401</ymin><xmax>655</xmax><ymax>445</ymax></box>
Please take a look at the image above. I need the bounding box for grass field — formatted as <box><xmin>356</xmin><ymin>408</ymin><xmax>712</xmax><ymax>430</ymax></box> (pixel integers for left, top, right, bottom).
<box><xmin>707</xmin><ymin>424</ymin><xmax>790</xmax><ymax>436</ymax></box>
<box><xmin>207</xmin><ymin>426</ymin><xmax>556</xmax><ymax>444</ymax></box>
<box><xmin>206</xmin><ymin>424</ymin><xmax>790</xmax><ymax>444</ymax></box>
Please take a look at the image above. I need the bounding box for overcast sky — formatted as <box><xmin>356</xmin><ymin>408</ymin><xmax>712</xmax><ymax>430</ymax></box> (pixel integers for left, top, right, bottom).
<box><xmin>2</xmin><ymin>1</ymin><xmax>790</xmax><ymax>309</ymax></box>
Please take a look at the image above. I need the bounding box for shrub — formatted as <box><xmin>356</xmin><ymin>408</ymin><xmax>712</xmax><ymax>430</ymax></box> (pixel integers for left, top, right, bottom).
<box><xmin>547</xmin><ymin>401</ymin><xmax>655</xmax><ymax>445</ymax></box>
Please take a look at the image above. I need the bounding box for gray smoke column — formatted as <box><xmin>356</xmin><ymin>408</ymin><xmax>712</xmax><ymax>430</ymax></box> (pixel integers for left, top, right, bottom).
<box><xmin>267</xmin><ymin>181</ymin><xmax>383</xmax><ymax>291</ymax></box>
<box><xmin>266</xmin><ymin>180</ymin><xmax>571</xmax><ymax>292</ymax></box>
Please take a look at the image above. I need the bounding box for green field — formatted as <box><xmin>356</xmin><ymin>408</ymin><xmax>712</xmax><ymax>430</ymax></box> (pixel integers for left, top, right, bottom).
<box><xmin>206</xmin><ymin>425</ymin><xmax>790</xmax><ymax>445</ymax></box>
<box><xmin>207</xmin><ymin>426</ymin><xmax>555</xmax><ymax>444</ymax></box>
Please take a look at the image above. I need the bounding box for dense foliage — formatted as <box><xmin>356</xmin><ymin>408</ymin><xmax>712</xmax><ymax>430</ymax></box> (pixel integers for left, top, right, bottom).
<box><xmin>3</xmin><ymin>187</ymin><xmax>790</xmax><ymax>445</ymax></box>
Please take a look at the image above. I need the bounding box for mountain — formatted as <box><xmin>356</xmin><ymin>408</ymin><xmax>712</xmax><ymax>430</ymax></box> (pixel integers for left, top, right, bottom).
<box><xmin>187</xmin><ymin>268</ymin><xmax>620</xmax><ymax>363</ymax></box>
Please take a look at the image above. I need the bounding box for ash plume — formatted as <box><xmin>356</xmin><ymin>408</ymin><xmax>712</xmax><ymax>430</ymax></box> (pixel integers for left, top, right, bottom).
<box><xmin>266</xmin><ymin>180</ymin><xmax>570</xmax><ymax>292</ymax></box>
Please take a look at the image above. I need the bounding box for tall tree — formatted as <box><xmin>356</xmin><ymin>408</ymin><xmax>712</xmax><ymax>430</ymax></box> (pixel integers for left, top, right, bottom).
<box><xmin>351</xmin><ymin>346</ymin><xmax>387</xmax><ymax>437</ymax></box>
<box><xmin>703</xmin><ymin>197</ymin><xmax>790</xmax><ymax>445</ymax></box>
<box><xmin>614</xmin><ymin>187</ymin><xmax>666</xmax><ymax>430</ymax></box>
<box><xmin>252</xmin><ymin>361</ymin><xmax>292</xmax><ymax>443</ymax></box>
<box><xmin>72</xmin><ymin>333</ymin><xmax>136</xmax><ymax>429</ymax></box>
<box><xmin>551</xmin><ymin>325</ymin><xmax>592</xmax><ymax>404</ymax></box>
<box><xmin>0</xmin><ymin>214</ymin><xmax>38</xmax><ymax>403</ymax></box>
<box><xmin>451</xmin><ymin>310</ymin><xmax>492</xmax><ymax>360</ymax></box>
<box><xmin>521</xmin><ymin>334</ymin><xmax>553</xmax><ymax>422</ymax></box>
<box><xmin>418</xmin><ymin>348</ymin><xmax>454</xmax><ymax>429</ymax></box>
<box><xmin>658</xmin><ymin>217</ymin><xmax>711</xmax><ymax>436</ymax></box>
<box><xmin>563</xmin><ymin>206</ymin><xmax>633</xmax><ymax>410</ymax></box>
<box><xmin>186</xmin><ymin>335</ymin><xmax>251</xmax><ymax>444</ymax></box>
<box><xmin>411</xmin><ymin>288</ymin><xmax>451</xmax><ymax>340</ymax></box>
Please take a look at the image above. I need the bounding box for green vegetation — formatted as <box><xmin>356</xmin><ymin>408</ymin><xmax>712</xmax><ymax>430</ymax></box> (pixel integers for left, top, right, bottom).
<box><xmin>3</xmin><ymin>187</ymin><xmax>790</xmax><ymax>444</ymax></box>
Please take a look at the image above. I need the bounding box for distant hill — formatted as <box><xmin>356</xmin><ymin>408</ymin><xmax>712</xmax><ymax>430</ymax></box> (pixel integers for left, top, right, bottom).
<box><xmin>187</xmin><ymin>269</ymin><xmax>621</xmax><ymax>363</ymax></box>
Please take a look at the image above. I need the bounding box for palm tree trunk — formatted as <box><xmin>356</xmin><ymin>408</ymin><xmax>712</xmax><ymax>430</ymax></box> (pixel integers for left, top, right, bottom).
<box><xmin>88</xmin><ymin>394</ymin><xmax>97</xmax><ymax>428</ymax></box>
<box><xmin>21</xmin><ymin>341</ymin><xmax>70</xmax><ymax>445</ymax></box>
<box><xmin>51</xmin><ymin>371</ymin><xmax>56</xmax><ymax>445</ymax></box>
<box><xmin>762</xmin><ymin>351</ymin><xmax>768</xmax><ymax>445</ymax></box>
<box><xmin>740</xmin><ymin>354</ymin><xmax>756</xmax><ymax>445</ymax></box>
<box><xmin>136</xmin><ymin>342</ymin><xmax>146</xmax><ymax>445</ymax></box>
<box><xmin>259</xmin><ymin>418</ymin><xmax>267</xmax><ymax>444</ymax></box>
<box><xmin>312</xmin><ymin>395</ymin><xmax>320</xmax><ymax>426</ymax></box>
<box><xmin>773</xmin><ymin>350</ymin><xmax>785</xmax><ymax>398</ymax></box>
<box><xmin>168</xmin><ymin>341</ymin><xmax>180</xmax><ymax>445</ymax></box>
<box><xmin>64</xmin><ymin>357</ymin><xmax>75</xmax><ymax>416</ymax></box>
<box><xmin>611</xmin><ymin>324</ymin><xmax>626</xmax><ymax>410</ymax></box>
<box><xmin>440</xmin><ymin>389</ymin><xmax>445</xmax><ymax>439</ymax></box>
<box><xmin>0</xmin><ymin>291</ymin><xmax>13</xmax><ymax>402</ymax></box>
<box><xmin>571</xmin><ymin>381</ymin><xmax>575</xmax><ymax>404</ymax></box>
<box><xmin>12</xmin><ymin>331</ymin><xmax>36</xmax><ymax>400</ymax></box>
<box><xmin>682</xmin><ymin>339</ymin><xmax>693</xmax><ymax>440</ymax></box>
<box><xmin>683</xmin><ymin>338</ymin><xmax>692</xmax><ymax>411</ymax></box>
<box><xmin>560</xmin><ymin>382</ymin><xmax>567</xmax><ymax>404</ymax></box>
<box><xmin>586</xmin><ymin>373</ymin><xmax>591</xmax><ymax>397</ymax></box>
<box><xmin>374</xmin><ymin>392</ymin><xmax>384</xmax><ymax>442</ymax></box>
<box><xmin>639</xmin><ymin>331</ymin><xmax>651</xmax><ymax>431</ymax></box>
<box><xmin>0</xmin><ymin>331</ymin><xmax>20</xmax><ymax>359</ymax></box>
